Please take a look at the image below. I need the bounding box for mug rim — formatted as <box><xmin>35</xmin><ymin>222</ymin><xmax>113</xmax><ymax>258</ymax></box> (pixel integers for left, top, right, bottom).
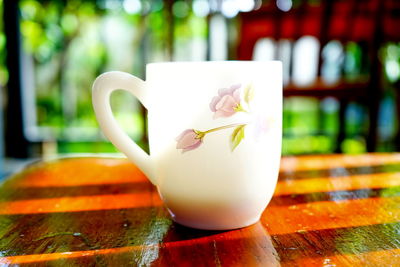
<box><xmin>146</xmin><ymin>61</ymin><xmax>282</xmax><ymax>72</ymax></box>
<box><xmin>147</xmin><ymin>60</ymin><xmax>282</xmax><ymax>67</ymax></box>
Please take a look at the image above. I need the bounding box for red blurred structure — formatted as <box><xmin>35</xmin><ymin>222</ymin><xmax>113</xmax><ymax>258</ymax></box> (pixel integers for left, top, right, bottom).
<box><xmin>238</xmin><ymin>0</ymin><xmax>400</xmax><ymax>152</ymax></box>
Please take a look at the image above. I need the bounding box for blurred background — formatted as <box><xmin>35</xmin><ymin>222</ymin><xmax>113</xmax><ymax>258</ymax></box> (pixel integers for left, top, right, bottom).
<box><xmin>0</xmin><ymin>0</ymin><xmax>399</xmax><ymax>177</ymax></box>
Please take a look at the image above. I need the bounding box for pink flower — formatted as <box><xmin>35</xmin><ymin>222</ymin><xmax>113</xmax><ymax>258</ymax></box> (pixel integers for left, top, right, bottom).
<box><xmin>176</xmin><ymin>129</ymin><xmax>204</xmax><ymax>153</ymax></box>
<box><xmin>210</xmin><ymin>84</ymin><xmax>241</xmax><ymax>119</ymax></box>
<box><xmin>254</xmin><ymin>115</ymin><xmax>271</xmax><ymax>141</ymax></box>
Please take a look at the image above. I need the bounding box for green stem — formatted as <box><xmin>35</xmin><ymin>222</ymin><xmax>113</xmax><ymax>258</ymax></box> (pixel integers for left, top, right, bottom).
<box><xmin>235</xmin><ymin>104</ymin><xmax>249</xmax><ymax>113</ymax></box>
<box><xmin>204</xmin><ymin>123</ymin><xmax>246</xmax><ymax>134</ymax></box>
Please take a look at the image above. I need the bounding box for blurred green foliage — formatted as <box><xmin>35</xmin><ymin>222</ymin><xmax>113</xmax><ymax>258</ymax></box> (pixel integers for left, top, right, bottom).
<box><xmin>19</xmin><ymin>0</ymin><xmax>144</xmax><ymax>142</ymax></box>
<box><xmin>17</xmin><ymin>0</ymin><xmax>213</xmax><ymax>154</ymax></box>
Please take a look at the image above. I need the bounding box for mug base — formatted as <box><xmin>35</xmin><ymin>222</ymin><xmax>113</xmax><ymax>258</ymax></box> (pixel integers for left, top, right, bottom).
<box><xmin>171</xmin><ymin>214</ymin><xmax>261</xmax><ymax>230</ymax></box>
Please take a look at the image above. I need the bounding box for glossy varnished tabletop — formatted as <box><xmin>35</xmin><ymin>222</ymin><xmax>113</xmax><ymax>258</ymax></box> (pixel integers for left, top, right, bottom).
<box><xmin>0</xmin><ymin>154</ymin><xmax>400</xmax><ymax>266</ymax></box>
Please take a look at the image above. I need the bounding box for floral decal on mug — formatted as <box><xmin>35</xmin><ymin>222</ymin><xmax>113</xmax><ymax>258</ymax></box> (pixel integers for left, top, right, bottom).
<box><xmin>176</xmin><ymin>83</ymin><xmax>268</xmax><ymax>153</ymax></box>
<box><xmin>210</xmin><ymin>84</ymin><xmax>243</xmax><ymax>118</ymax></box>
<box><xmin>176</xmin><ymin>129</ymin><xmax>205</xmax><ymax>153</ymax></box>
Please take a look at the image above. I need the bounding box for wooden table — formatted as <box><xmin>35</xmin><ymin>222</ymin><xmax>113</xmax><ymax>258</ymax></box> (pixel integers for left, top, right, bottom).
<box><xmin>0</xmin><ymin>154</ymin><xmax>400</xmax><ymax>266</ymax></box>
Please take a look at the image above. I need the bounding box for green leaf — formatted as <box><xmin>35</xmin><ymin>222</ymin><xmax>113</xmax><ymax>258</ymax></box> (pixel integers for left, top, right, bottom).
<box><xmin>230</xmin><ymin>125</ymin><xmax>245</xmax><ymax>151</ymax></box>
<box><xmin>243</xmin><ymin>84</ymin><xmax>254</xmax><ymax>104</ymax></box>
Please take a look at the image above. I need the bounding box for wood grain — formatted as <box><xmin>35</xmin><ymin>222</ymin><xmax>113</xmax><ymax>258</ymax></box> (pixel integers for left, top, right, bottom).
<box><xmin>0</xmin><ymin>154</ymin><xmax>400</xmax><ymax>266</ymax></box>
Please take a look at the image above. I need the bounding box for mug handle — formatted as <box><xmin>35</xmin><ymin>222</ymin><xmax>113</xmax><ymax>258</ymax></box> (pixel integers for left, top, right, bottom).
<box><xmin>92</xmin><ymin>71</ymin><xmax>156</xmax><ymax>185</ymax></box>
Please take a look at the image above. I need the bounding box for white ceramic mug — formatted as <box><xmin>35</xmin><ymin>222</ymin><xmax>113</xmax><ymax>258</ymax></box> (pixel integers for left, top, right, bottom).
<box><xmin>92</xmin><ymin>61</ymin><xmax>282</xmax><ymax>230</ymax></box>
